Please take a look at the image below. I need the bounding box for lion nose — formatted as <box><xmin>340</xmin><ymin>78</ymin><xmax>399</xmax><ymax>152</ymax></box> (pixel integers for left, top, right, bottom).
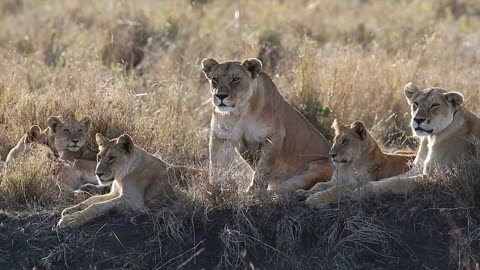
<box><xmin>215</xmin><ymin>94</ymin><xmax>229</xmax><ymax>101</ymax></box>
<box><xmin>71</xmin><ymin>139</ymin><xmax>79</xmax><ymax>144</ymax></box>
<box><xmin>96</xmin><ymin>172</ymin><xmax>104</xmax><ymax>177</ymax></box>
<box><xmin>414</xmin><ymin>118</ymin><xmax>426</xmax><ymax>125</ymax></box>
<box><xmin>330</xmin><ymin>153</ymin><xmax>337</xmax><ymax>159</ymax></box>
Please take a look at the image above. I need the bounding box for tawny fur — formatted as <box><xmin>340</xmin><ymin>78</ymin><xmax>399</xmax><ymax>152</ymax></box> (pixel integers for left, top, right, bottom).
<box><xmin>57</xmin><ymin>133</ymin><xmax>207</xmax><ymax>228</ymax></box>
<box><xmin>47</xmin><ymin>115</ymin><xmax>97</xmax><ymax>162</ymax></box>
<box><xmin>368</xmin><ymin>82</ymin><xmax>480</xmax><ymax>194</ymax></box>
<box><xmin>5</xmin><ymin>125</ymin><xmax>55</xmax><ymax>164</ymax></box>
<box><xmin>202</xmin><ymin>57</ymin><xmax>333</xmax><ymax>193</ymax></box>
<box><xmin>303</xmin><ymin>119</ymin><xmax>415</xmax><ymax>206</ymax></box>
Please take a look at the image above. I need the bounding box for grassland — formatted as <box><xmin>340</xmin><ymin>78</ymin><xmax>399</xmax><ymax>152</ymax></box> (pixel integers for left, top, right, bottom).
<box><xmin>0</xmin><ymin>0</ymin><xmax>480</xmax><ymax>269</ymax></box>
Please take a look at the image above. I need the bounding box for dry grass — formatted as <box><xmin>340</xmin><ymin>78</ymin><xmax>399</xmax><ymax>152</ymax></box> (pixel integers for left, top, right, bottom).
<box><xmin>0</xmin><ymin>0</ymin><xmax>480</xmax><ymax>269</ymax></box>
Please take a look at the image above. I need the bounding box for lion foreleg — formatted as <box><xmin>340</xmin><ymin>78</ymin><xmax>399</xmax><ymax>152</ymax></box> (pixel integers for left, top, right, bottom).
<box><xmin>247</xmin><ymin>136</ymin><xmax>282</xmax><ymax>192</ymax></box>
<box><xmin>57</xmin><ymin>195</ymin><xmax>131</xmax><ymax>228</ymax></box>
<box><xmin>369</xmin><ymin>174</ymin><xmax>422</xmax><ymax>194</ymax></box>
<box><xmin>305</xmin><ymin>186</ymin><xmax>341</xmax><ymax>207</ymax></box>
<box><xmin>61</xmin><ymin>189</ymin><xmax>119</xmax><ymax>217</ymax></box>
<box><xmin>279</xmin><ymin>160</ymin><xmax>333</xmax><ymax>193</ymax></box>
<box><xmin>209</xmin><ymin>135</ymin><xmax>236</xmax><ymax>183</ymax></box>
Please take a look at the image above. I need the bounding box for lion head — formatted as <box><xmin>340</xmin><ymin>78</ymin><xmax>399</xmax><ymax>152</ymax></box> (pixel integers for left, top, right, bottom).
<box><xmin>5</xmin><ymin>125</ymin><xmax>55</xmax><ymax>164</ymax></box>
<box><xmin>404</xmin><ymin>82</ymin><xmax>464</xmax><ymax>136</ymax></box>
<box><xmin>201</xmin><ymin>57</ymin><xmax>263</xmax><ymax>113</ymax></box>
<box><xmin>95</xmin><ymin>133</ymin><xmax>135</xmax><ymax>185</ymax></box>
<box><xmin>24</xmin><ymin>125</ymin><xmax>49</xmax><ymax>145</ymax></box>
<box><xmin>329</xmin><ymin>119</ymin><xmax>370</xmax><ymax>166</ymax></box>
<box><xmin>47</xmin><ymin>115</ymin><xmax>92</xmax><ymax>152</ymax></box>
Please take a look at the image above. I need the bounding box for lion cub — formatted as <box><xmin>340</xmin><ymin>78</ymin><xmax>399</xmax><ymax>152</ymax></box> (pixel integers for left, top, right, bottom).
<box><xmin>57</xmin><ymin>133</ymin><xmax>206</xmax><ymax>228</ymax></box>
<box><xmin>5</xmin><ymin>125</ymin><xmax>56</xmax><ymax>164</ymax></box>
<box><xmin>47</xmin><ymin>115</ymin><xmax>97</xmax><ymax>161</ymax></box>
<box><xmin>304</xmin><ymin>119</ymin><xmax>415</xmax><ymax>207</ymax></box>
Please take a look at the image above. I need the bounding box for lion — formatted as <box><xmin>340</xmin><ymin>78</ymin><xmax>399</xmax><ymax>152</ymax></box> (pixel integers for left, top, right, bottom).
<box><xmin>57</xmin><ymin>133</ymin><xmax>207</xmax><ymax>228</ymax></box>
<box><xmin>47</xmin><ymin>115</ymin><xmax>97</xmax><ymax>161</ymax></box>
<box><xmin>303</xmin><ymin>119</ymin><xmax>415</xmax><ymax>207</ymax></box>
<box><xmin>55</xmin><ymin>159</ymin><xmax>100</xmax><ymax>191</ymax></box>
<box><xmin>201</xmin><ymin>57</ymin><xmax>333</xmax><ymax>192</ymax></box>
<box><xmin>5</xmin><ymin>125</ymin><xmax>56</xmax><ymax>164</ymax></box>
<box><xmin>365</xmin><ymin>82</ymin><xmax>480</xmax><ymax>194</ymax></box>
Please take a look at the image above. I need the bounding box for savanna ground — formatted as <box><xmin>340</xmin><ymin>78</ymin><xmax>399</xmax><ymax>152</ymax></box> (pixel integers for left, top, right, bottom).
<box><xmin>0</xmin><ymin>0</ymin><xmax>480</xmax><ymax>269</ymax></box>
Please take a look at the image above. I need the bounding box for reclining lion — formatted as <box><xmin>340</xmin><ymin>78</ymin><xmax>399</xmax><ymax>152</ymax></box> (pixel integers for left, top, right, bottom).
<box><xmin>368</xmin><ymin>82</ymin><xmax>480</xmax><ymax>194</ymax></box>
<box><xmin>303</xmin><ymin>119</ymin><xmax>415</xmax><ymax>207</ymax></box>
<box><xmin>201</xmin><ymin>57</ymin><xmax>333</xmax><ymax>192</ymax></box>
<box><xmin>57</xmin><ymin>133</ymin><xmax>206</xmax><ymax>228</ymax></box>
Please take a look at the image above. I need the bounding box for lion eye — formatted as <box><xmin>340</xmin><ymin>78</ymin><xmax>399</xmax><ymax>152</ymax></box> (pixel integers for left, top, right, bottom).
<box><xmin>63</xmin><ymin>129</ymin><xmax>70</xmax><ymax>134</ymax></box>
<box><xmin>231</xmin><ymin>77</ymin><xmax>240</xmax><ymax>84</ymax></box>
<box><xmin>412</xmin><ymin>102</ymin><xmax>419</xmax><ymax>109</ymax></box>
<box><xmin>341</xmin><ymin>138</ymin><xmax>349</xmax><ymax>145</ymax></box>
<box><xmin>431</xmin><ymin>103</ymin><xmax>440</xmax><ymax>109</ymax></box>
<box><xmin>211</xmin><ymin>78</ymin><xmax>218</xmax><ymax>84</ymax></box>
<box><xmin>78</xmin><ymin>129</ymin><xmax>83</xmax><ymax>133</ymax></box>
<box><xmin>108</xmin><ymin>156</ymin><xmax>116</xmax><ymax>163</ymax></box>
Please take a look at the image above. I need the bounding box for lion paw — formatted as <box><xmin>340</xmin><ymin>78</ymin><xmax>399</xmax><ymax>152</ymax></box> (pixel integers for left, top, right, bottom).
<box><xmin>57</xmin><ymin>212</ymin><xmax>85</xmax><ymax>228</ymax></box>
<box><xmin>305</xmin><ymin>193</ymin><xmax>330</xmax><ymax>208</ymax></box>
<box><xmin>294</xmin><ymin>189</ymin><xmax>310</xmax><ymax>201</ymax></box>
<box><xmin>61</xmin><ymin>205</ymin><xmax>82</xmax><ymax>217</ymax></box>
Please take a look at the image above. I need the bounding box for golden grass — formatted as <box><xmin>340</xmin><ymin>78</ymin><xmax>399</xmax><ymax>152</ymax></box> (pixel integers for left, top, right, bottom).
<box><xmin>0</xmin><ymin>0</ymin><xmax>479</xmax><ymax>197</ymax></box>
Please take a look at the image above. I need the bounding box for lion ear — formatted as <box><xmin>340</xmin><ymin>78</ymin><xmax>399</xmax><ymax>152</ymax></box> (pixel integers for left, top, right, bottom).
<box><xmin>96</xmin><ymin>133</ymin><xmax>109</xmax><ymax>149</ymax></box>
<box><xmin>47</xmin><ymin>116</ymin><xmax>62</xmax><ymax>133</ymax></box>
<box><xmin>241</xmin><ymin>58</ymin><xmax>262</xmax><ymax>78</ymax></box>
<box><xmin>79</xmin><ymin>116</ymin><xmax>92</xmax><ymax>131</ymax></box>
<box><xmin>201</xmin><ymin>58</ymin><xmax>219</xmax><ymax>79</ymax></box>
<box><xmin>444</xmin><ymin>91</ymin><xmax>464</xmax><ymax>108</ymax></box>
<box><xmin>25</xmin><ymin>125</ymin><xmax>42</xmax><ymax>143</ymax></box>
<box><xmin>404</xmin><ymin>82</ymin><xmax>420</xmax><ymax>103</ymax></box>
<box><xmin>331</xmin><ymin>119</ymin><xmax>340</xmax><ymax>134</ymax></box>
<box><xmin>351</xmin><ymin>121</ymin><xmax>367</xmax><ymax>140</ymax></box>
<box><xmin>117</xmin><ymin>134</ymin><xmax>134</xmax><ymax>154</ymax></box>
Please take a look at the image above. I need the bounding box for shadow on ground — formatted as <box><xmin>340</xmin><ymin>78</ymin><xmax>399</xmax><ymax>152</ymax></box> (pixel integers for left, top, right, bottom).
<box><xmin>1</xmin><ymin>190</ymin><xmax>479</xmax><ymax>270</ymax></box>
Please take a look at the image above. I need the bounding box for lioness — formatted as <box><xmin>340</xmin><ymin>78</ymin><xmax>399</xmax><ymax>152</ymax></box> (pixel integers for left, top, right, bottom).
<box><xmin>201</xmin><ymin>57</ymin><xmax>333</xmax><ymax>192</ymax></box>
<box><xmin>5</xmin><ymin>125</ymin><xmax>56</xmax><ymax>164</ymax></box>
<box><xmin>368</xmin><ymin>82</ymin><xmax>480</xmax><ymax>194</ymax></box>
<box><xmin>304</xmin><ymin>119</ymin><xmax>415</xmax><ymax>207</ymax></box>
<box><xmin>47</xmin><ymin>115</ymin><xmax>97</xmax><ymax>161</ymax></box>
<box><xmin>57</xmin><ymin>133</ymin><xmax>206</xmax><ymax>228</ymax></box>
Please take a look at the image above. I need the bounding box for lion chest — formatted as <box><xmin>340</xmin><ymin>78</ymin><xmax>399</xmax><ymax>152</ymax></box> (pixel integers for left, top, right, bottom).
<box><xmin>212</xmin><ymin>115</ymin><xmax>270</xmax><ymax>143</ymax></box>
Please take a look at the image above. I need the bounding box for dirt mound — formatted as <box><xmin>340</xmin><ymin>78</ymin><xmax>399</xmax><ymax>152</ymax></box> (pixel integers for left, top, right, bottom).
<box><xmin>1</xmin><ymin>192</ymin><xmax>479</xmax><ymax>270</ymax></box>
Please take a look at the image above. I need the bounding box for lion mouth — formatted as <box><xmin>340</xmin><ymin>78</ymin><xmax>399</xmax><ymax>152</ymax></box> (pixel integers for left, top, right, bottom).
<box><xmin>67</xmin><ymin>145</ymin><xmax>80</xmax><ymax>151</ymax></box>
<box><xmin>97</xmin><ymin>176</ymin><xmax>114</xmax><ymax>184</ymax></box>
<box><xmin>332</xmin><ymin>159</ymin><xmax>348</xmax><ymax>164</ymax></box>
<box><xmin>414</xmin><ymin>127</ymin><xmax>433</xmax><ymax>134</ymax></box>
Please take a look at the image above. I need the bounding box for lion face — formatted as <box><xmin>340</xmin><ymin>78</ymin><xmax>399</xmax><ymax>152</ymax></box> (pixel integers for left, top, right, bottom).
<box><xmin>95</xmin><ymin>133</ymin><xmax>135</xmax><ymax>185</ymax></box>
<box><xmin>329</xmin><ymin>120</ymin><xmax>368</xmax><ymax>166</ymax></box>
<box><xmin>201</xmin><ymin>58</ymin><xmax>263</xmax><ymax>113</ymax></box>
<box><xmin>404</xmin><ymin>82</ymin><xmax>464</xmax><ymax>136</ymax></box>
<box><xmin>47</xmin><ymin>115</ymin><xmax>92</xmax><ymax>152</ymax></box>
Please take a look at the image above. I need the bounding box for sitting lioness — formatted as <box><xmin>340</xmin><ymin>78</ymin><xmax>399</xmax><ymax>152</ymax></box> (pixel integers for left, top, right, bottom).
<box><xmin>57</xmin><ymin>133</ymin><xmax>206</xmax><ymax>228</ymax></box>
<box><xmin>201</xmin><ymin>57</ymin><xmax>333</xmax><ymax>192</ymax></box>
<box><xmin>304</xmin><ymin>119</ymin><xmax>415</xmax><ymax>207</ymax></box>
<box><xmin>47</xmin><ymin>115</ymin><xmax>97</xmax><ymax>161</ymax></box>
<box><xmin>368</xmin><ymin>82</ymin><xmax>480</xmax><ymax>194</ymax></box>
<box><xmin>5</xmin><ymin>125</ymin><xmax>56</xmax><ymax>164</ymax></box>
